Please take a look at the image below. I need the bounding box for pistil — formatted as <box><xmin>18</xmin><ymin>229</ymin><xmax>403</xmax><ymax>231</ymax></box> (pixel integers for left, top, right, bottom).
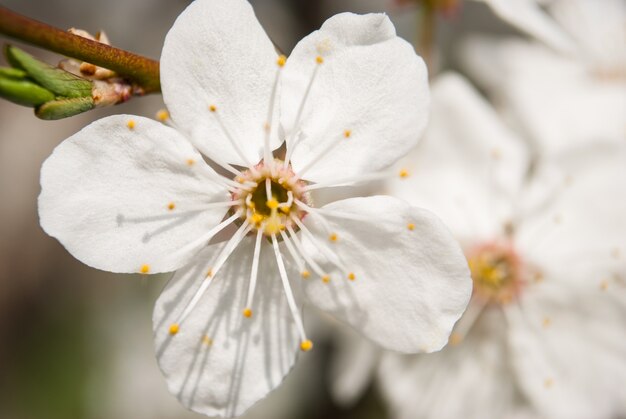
<box><xmin>467</xmin><ymin>241</ymin><xmax>523</xmax><ymax>304</ymax></box>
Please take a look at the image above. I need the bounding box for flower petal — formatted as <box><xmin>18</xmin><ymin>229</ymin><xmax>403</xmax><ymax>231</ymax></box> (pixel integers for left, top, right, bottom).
<box><xmin>460</xmin><ymin>37</ymin><xmax>625</xmax><ymax>156</ymax></box>
<box><xmin>458</xmin><ymin>35</ymin><xmax>520</xmax><ymax>95</ymax></box>
<box><xmin>388</xmin><ymin>73</ymin><xmax>529</xmax><ymax>245</ymax></box>
<box><xmin>507</xmin><ymin>145</ymin><xmax>626</xmax><ymax>417</ymax></box>
<box><xmin>548</xmin><ymin>0</ymin><xmax>625</xmax><ymax>70</ymax></box>
<box><xmin>300</xmin><ymin>196</ymin><xmax>471</xmax><ymax>353</ymax></box>
<box><xmin>515</xmin><ymin>143</ymin><xmax>626</xmax><ymax>287</ymax></box>
<box><xmin>153</xmin><ymin>238</ymin><xmax>300</xmax><ymax>418</ymax></box>
<box><xmin>39</xmin><ymin>115</ymin><xmax>230</xmax><ymax>274</ymax></box>
<box><xmin>505</xmin><ymin>290</ymin><xmax>626</xmax><ymax>419</ymax></box>
<box><xmin>474</xmin><ymin>0</ymin><xmax>576</xmax><ymax>52</ymax></box>
<box><xmin>330</xmin><ymin>328</ymin><xmax>380</xmax><ymax>407</ymax></box>
<box><xmin>506</xmin><ymin>143</ymin><xmax>626</xmax><ymax>419</ymax></box>
<box><xmin>378</xmin><ymin>309</ymin><xmax>534</xmax><ymax>419</ymax></box>
<box><xmin>160</xmin><ymin>0</ymin><xmax>280</xmax><ymax>166</ymax></box>
<box><xmin>281</xmin><ymin>13</ymin><xmax>429</xmax><ymax>184</ymax></box>
<box><xmin>503</xmin><ymin>59</ymin><xmax>626</xmax><ymax>156</ymax></box>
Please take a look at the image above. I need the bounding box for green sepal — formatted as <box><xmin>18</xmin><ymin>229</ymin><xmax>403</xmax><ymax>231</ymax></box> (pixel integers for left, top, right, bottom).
<box><xmin>0</xmin><ymin>66</ymin><xmax>28</xmax><ymax>79</ymax></box>
<box><xmin>0</xmin><ymin>70</ymin><xmax>56</xmax><ymax>106</ymax></box>
<box><xmin>35</xmin><ymin>96</ymin><xmax>95</xmax><ymax>120</ymax></box>
<box><xmin>4</xmin><ymin>45</ymin><xmax>93</xmax><ymax>98</ymax></box>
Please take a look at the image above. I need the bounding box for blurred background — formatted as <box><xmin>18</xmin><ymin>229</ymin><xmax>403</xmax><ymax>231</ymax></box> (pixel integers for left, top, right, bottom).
<box><xmin>0</xmin><ymin>1</ymin><xmax>582</xmax><ymax>418</ymax></box>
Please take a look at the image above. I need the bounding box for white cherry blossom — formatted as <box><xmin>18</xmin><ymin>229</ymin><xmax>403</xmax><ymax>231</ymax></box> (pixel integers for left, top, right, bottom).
<box><xmin>38</xmin><ymin>1</ymin><xmax>471</xmax><ymax>417</ymax></box>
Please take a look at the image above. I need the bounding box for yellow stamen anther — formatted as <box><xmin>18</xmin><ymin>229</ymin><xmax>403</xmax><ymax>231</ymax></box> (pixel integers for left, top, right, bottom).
<box><xmin>202</xmin><ymin>335</ymin><xmax>213</xmax><ymax>346</ymax></box>
<box><xmin>186</xmin><ymin>158</ymin><xmax>196</xmax><ymax>166</ymax></box>
<box><xmin>243</xmin><ymin>308</ymin><xmax>253</xmax><ymax>318</ymax></box>
<box><xmin>399</xmin><ymin>169</ymin><xmax>410</xmax><ymax>178</ymax></box>
<box><xmin>250</xmin><ymin>213</ymin><xmax>264</xmax><ymax>224</ymax></box>
<box><xmin>156</xmin><ymin>109</ymin><xmax>169</xmax><ymax>122</ymax></box>
<box><xmin>407</xmin><ymin>223</ymin><xmax>415</xmax><ymax>231</ymax></box>
<box><xmin>167</xmin><ymin>202</ymin><xmax>176</xmax><ymax>211</ymax></box>
<box><xmin>449</xmin><ymin>332</ymin><xmax>462</xmax><ymax>345</ymax></box>
<box><xmin>279</xmin><ymin>206</ymin><xmax>290</xmax><ymax>214</ymax></box>
<box><xmin>140</xmin><ymin>264</ymin><xmax>150</xmax><ymax>274</ymax></box>
<box><xmin>169</xmin><ymin>323</ymin><xmax>180</xmax><ymax>335</ymax></box>
<box><xmin>329</xmin><ymin>233</ymin><xmax>338</xmax><ymax>242</ymax></box>
<box><xmin>600</xmin><ymin>280</ymin><xmax>609</xmax><ymax>291</ymax></box>
<box><xmin>266</xmin><ymin>199</ymin><xmax>279</xmax><ymax>210</ymax></box>
<box><xmin>343</xmin><ymin>129</ymin><xmax>351</xmax><ymax>138</ymax></box>
<box><xmin>348</xmin><ymin>272</ymin><xmax>356</xmax><ymax>281</ymax></box>
<box><xmin>300</xmin><ymin>339</ymin><xmax>314</xmax><ymax>352</ymax></box>
<box><xmin>316</xmin><ymin>55</ymin><xmax>324</xmax><ymax>64</ymax></box>
<box><xmin>277</xmin><ymin>55</ymin><xmax>287</xmax><ymax>67</ymax></box>
<box><xmin>209</xmin><ymin>104</ymin><xmax>217</xmax><ymax>112</ymax></box>
<box><xmin>322</xmin><ymin>275</ymin><xmax>330</xmax><ymax>283</ymax></box>
<box><xmin>126</xmin><ymin>119</ymin><xmax>136</xmax><ymax>130</ymax></box>
<box><xmin>264</xmin><ymin>221</ymin><xmax>282</xmax><ymax>235</ymax></box>
<box><xmin>301</xmin><ymin>270</ymin><xmax>311</xmax><ymax>279</ymax></box>
<box><xmin>206</xmin><ymin>269</ymin><xmax>213</xmax><ymax>278</ymax></box>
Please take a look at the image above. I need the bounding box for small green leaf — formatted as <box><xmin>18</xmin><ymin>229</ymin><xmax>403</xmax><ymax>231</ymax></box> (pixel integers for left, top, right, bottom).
<box><xmin>5</xmin><ymin>45</ymin><xmax>93</xmax><ymax>98</ymax></box>
<box><xmin>0</xmin><ymin>73</ymin><xmax>56</xmax><ymax>106</ymax></box>
<box><xmin>36</xmin><ymin>96</ymin><xmax>95</xmax><ymax>120</ymax></box>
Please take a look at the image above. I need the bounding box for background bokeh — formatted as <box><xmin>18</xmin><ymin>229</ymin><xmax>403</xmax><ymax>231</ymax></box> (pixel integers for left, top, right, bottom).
<box><xmin>0</xmin><ymin>1</ymin><xmax>518</xmax><ymax>418</ymax></box>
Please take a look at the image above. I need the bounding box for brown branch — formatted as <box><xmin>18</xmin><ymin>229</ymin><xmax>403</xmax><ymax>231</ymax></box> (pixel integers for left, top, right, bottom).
<box><xmin>0</xmin><ymin>6</ymin><xmax>160</xmax><ymax>93</ymax></box>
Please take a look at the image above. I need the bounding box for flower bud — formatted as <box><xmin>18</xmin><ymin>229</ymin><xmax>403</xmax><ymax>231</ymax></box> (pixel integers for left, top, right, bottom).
<box><xmin>1</xmin><ymin>45</ymin><xmax>133</xmax><ymax>119</ymax></box>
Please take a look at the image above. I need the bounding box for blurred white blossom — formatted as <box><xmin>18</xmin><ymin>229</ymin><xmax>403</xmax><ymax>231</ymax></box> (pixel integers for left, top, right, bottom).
<box><xmin>334</xmin><ymin>73</ymin><xmax>626</xmax><ymax>419</ymax></box>
<box><xmin>461</xmin><ymin>0</ymin><xmax>625</xmax><ymax>156</ymax></box>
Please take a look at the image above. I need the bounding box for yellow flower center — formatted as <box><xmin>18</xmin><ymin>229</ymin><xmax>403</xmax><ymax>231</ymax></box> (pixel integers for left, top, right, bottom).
<box><xmin>232</xmin><ymin>160</ymin><xmax>309</xmax><ymax>236</ymax></box>
<box><xmin>467</xmin><ymin>241</ymin><xmax>522</xmax><ymax>304</ymax></box>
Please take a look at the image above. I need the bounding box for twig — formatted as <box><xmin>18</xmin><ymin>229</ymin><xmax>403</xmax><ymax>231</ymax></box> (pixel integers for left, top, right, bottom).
<box><xmin>0</xmin><ymin>6</ymin><xmax>160</xmax><ymax>93</ymax></box>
